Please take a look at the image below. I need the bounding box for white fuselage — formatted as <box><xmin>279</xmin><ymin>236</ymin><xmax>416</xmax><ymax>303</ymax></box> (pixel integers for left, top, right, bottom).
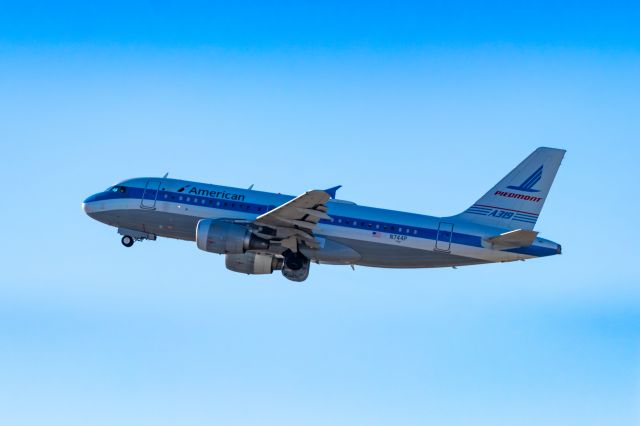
<box><xmin>82</xmin><ymin>177</ymin><xmax>561</xmax><ymax>268</ymax></box>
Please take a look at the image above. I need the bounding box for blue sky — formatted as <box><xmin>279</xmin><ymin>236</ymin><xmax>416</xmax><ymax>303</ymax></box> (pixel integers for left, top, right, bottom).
<box><xmin>1</xmin><ymin>2</ymin><xmax>639</xmax><ymax>425</ymax></box>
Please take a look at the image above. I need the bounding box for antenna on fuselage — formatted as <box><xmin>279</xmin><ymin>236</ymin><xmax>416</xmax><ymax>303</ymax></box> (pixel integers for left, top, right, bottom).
<box><xmin>162</xmin><ymin>172</ymin><xmax>169</xmax><ymax>178</ymax></box>
<box><xmin>248</xmin><ymin>184</ymin><xmax>254</xmax><ymax>190</ymax></box>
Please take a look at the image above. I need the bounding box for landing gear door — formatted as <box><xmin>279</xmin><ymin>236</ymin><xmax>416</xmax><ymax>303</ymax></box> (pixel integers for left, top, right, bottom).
<box><xmin>140</xmin><ymin>180</ymin><xmax>161</xmax><ymax>209</ymax></box>
<box><xmin>435</xmin><ymin>222</ymin><xmax>454</xmax><ymax>251</ymax></box>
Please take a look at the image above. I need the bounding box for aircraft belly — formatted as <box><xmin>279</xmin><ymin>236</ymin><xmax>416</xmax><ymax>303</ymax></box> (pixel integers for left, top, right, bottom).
<box><xmin>327</xmin><ymin>236</ymin><xmax>487</xmax><ymax>268</ymax></box>
<box><xmin>88</xmin><ymin>209</ymin><xmax>199</xmax><ymax>241</ymax></box>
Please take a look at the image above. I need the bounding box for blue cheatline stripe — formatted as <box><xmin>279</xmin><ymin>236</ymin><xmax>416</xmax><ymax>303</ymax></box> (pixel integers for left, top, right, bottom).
<box><xmin>514</xmin><ymin>216</ymin><xmax>537</xmax><ymax>221</ymax></box>
<box><xmin>87</xmin><ymin>186</ymin><xmax>557</xmax><ymax>257</ymax></box>
<box><xmin>466</xmin><ymin>211</ymin><xmax>489</xmax><ymax>216</ymax></box>
<box><xmin>513</xmin><ymin>218</ymin><xmax>536</xmax><ymax>224</ymax></box>
<box><xmin>513</xmin><ymin>216</ymin><xmax>537</xmax><ymax>221</ymax></box>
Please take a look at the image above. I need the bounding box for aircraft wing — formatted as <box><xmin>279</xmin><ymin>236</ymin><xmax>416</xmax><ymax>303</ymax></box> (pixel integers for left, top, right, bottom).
<box><xmin>253</xmin><ymin>190</ymin><xmax>332</xmax><ymax>251</ymax></box>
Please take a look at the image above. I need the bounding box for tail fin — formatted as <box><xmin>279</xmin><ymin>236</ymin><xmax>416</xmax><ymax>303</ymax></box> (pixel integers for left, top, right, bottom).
<box><xmin>455</xmin><ymin>147</ymin><xmax>566</xmax><ymax>230</ymax></box>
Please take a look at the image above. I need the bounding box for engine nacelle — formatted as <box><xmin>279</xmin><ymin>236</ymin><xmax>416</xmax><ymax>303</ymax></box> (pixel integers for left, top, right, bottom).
<box><xmin>196</xmin><ymin>219</ymin><xmax>269</xmax><ymax>254</ymax></box>
<box><xmin>225</xmin><ymin>253</ymin><xmax>283</xmax><ymax>275</ymax></box>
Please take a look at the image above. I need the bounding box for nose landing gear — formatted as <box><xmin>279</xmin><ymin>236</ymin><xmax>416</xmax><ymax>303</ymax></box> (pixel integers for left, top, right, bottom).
<box><xmin>117</xmin><ymin>228</ymin><xmax>157</xmax><ymax>248</ymax></box>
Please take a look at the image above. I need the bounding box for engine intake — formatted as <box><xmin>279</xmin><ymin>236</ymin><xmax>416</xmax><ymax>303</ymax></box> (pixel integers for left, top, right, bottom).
<box><xmin>196</xmin><ymin>219</ymin><xmax>269</xmax><ymax>254</ymax></box>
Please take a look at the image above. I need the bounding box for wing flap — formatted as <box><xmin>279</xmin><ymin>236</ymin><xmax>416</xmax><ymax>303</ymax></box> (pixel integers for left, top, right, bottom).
<box><xmin>253</xmin><ymin>189</ymin><xmax>333</xmax><ymax>252</ymax></box>
<box><xmin>296</xmin><ymin>207</ymin><xmax>331</xmax><ymax>220</ymax></box>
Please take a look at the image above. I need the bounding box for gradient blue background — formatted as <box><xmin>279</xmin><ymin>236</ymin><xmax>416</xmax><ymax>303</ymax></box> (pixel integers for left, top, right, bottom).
<box><xmin>1</xmin><ymin>2</ymin><xmax>639</xmax><ymax>425</ymax></box>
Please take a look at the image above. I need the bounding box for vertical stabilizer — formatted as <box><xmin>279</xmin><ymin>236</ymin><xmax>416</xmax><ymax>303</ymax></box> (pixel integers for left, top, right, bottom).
<box><xmin>455</xmin><ymin>147</ymin><xmax>566</xmax><ymax>230</ymax></box>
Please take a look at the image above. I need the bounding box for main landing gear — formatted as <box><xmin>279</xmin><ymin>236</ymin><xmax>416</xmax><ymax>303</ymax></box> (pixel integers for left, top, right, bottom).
<box><xmin>117</xmin><ymin>228</ymin><xmax>157</xmax><ymax>248</ymax></box>
<box><xmin>281</xmin><ymin>250</ymin><xmax>311</xmax><ymax>282</ymax></box>
<box><xmin>121</xmin><ymin>235</ymin><xmax>134</xmax><ymax>247</ymax></box>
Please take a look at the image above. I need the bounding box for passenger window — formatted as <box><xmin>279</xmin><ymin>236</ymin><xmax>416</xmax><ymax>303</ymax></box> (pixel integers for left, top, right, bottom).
<box><xmin>413</xmin><ymin>230</ymin><xmax>417</xmax><ymax>235</ymax></box>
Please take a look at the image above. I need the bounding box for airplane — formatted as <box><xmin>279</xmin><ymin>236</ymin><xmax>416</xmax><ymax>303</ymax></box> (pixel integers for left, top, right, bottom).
<box><xmin>82</xmin><ymin>147</ymin><xmax>565</xmax><ymax>282</ymax></box>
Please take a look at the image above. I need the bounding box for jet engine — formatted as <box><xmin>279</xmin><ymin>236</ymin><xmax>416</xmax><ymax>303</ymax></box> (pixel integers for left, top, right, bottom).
<box><xmin>196</xmin><ymin>219</ymin><xmax>269</xmax><ymax>254</ymax></box>
<box><xmin>225</xmin><ymin>253</ymin><xmax>283</xmax><ymax>275</ymax></box>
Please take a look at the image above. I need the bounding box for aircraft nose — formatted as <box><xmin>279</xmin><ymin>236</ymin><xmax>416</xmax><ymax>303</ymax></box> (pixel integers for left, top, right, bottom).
<box><xmin>82</xmin><ymin>194</ymin><xmax>99</xmax><ymax>216</ymax></box>
<box><xmin>82</xmin><ymin>202</ymin><xmax>92</xmax><ymax>215</ymax></box>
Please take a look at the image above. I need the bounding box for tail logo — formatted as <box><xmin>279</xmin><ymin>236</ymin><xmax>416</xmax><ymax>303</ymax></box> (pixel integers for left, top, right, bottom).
<box><xmin>507</xmin><ymin>166</ymin><xmax>543</xmax><ymax>193</ymax></box>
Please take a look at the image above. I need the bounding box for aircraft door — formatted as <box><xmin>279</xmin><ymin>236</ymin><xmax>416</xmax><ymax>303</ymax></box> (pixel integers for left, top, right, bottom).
<box><xmin>140</xmin><ymin>180</ymin><xmax>161</xmax><ymax>209</ymax></box>
<box><xmin>435</xmin><ymin>222</ymin><xmax>454</xmax><ymax>251</ymax></box>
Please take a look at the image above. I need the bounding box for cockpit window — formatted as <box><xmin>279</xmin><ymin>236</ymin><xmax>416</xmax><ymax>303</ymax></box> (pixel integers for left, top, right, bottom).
<box><xmin>110</xmin><ymin>186</ymin><xmax>126</xmax><ymax>193</ymax></box>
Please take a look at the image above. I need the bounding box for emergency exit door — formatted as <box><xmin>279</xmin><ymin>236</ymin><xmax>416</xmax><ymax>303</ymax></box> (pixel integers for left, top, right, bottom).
<box><xmin>435</xmin><ymin>222</ymin><xmax>454</xmax><ymax>251</ymax></box>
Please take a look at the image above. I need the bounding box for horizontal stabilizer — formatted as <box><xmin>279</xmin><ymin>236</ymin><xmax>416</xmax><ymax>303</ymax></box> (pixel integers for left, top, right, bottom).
<box><xmin>486</xmin><ymin>229</ymin><xmax>538</xmax><ymax>249</ymax></box>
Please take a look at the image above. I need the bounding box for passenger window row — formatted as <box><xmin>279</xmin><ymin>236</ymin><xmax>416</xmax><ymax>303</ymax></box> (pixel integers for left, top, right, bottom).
<box><xmin>331</xmin><ymin>217</ymin><xmax>418</xmax><ymax>235</ymax></box>
<box><xmin>159</xmin><ymin>191</ymin><xmax>418</xmax><ymax>236</ymax></box>
<box><xmin>162</xmin><ymin>193</ymin><xmax>266</xmax><ymax>212</ymax></box>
